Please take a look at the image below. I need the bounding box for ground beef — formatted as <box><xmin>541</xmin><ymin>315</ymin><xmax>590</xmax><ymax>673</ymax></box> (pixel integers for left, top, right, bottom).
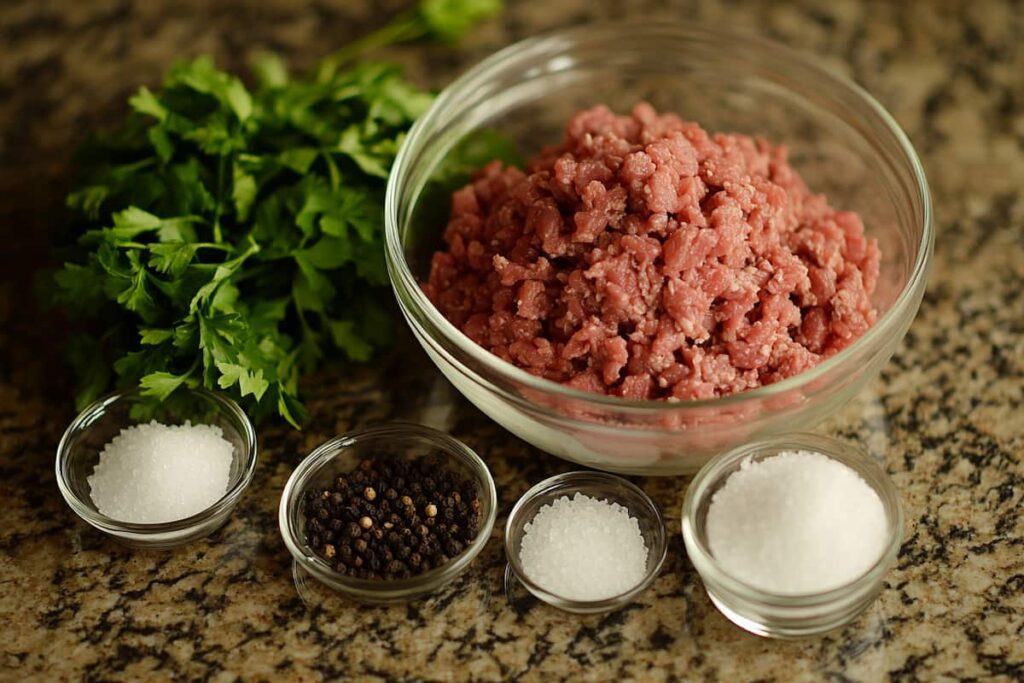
<box><xmin>423</xmin><ymin>103</ymin><xmax>880</xmax><ymax>401</ymax></box>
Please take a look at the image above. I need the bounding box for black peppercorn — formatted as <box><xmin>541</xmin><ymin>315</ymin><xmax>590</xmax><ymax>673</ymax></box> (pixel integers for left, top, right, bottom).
<box><xmin>301</xmin><ymin>453</ymin><xmax>483</xmax><ymax>581</ymax></box>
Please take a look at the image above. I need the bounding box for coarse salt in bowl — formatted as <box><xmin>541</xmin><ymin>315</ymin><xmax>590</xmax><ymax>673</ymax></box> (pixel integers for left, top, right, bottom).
<box><xmin>55</xmin><ymin>388</ymin><xmax>257</xmax><ymax>549</ymax></box>
<box><xmin>385</xmin><ymin>22</ymin><xmax>933</xmax><ymax>475</ymax></box>
<box><xmin>504</xmin><ymin>471</ymin><xmax>668</xmax><ymax>614</ymax></box>
<box><xmin>681</xmin><ymin>433</ymin><xmax>903</xmax><ymax>638</ymax></box>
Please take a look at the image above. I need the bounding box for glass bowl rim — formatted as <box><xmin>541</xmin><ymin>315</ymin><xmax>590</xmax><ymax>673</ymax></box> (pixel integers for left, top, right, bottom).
<box><xmin>680</xmin><ymin>432</ymin><xmax>904</xmax><ymax>605</ymax></box>
<box><xmin>54</xmin><ymin>387</ymin><xmax>258</xmax><ymax>534</ymax></box>
<box><xmin>504</xmin><ymin>470</ymin><xmax>668</xmax><ymax>611</ymax></box>
<box><xmin>384</xmin><ymin>21</ymin><xmax>934</xmax><ymax>414</ymax></box>
<box><xmin>278</xmin><ymin>422</ymin><xmax>498</xmax><ymax>599</ymax></box>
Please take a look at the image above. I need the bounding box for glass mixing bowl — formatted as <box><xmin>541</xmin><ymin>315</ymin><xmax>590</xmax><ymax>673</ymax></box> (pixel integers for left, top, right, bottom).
<box><xmin>384</xmin><ymin>23</ymin><xmax>933</xmax><ymax>475</ymax></box>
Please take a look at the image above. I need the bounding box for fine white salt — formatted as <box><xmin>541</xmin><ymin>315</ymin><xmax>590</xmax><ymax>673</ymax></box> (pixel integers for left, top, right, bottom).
<box><xmin>706</xmin><ymin>450</ymin><xmax>888</xmax><ymax>594</ymax></box>
<box><xmin>87</xmin><ymin>420</ymin><xmax>234</xmax><ymax>524</ymax></box>
<box><xmin>519</xmin><ymin>492</ymin><xmax>649</xmax><ymax>601</ymax></box>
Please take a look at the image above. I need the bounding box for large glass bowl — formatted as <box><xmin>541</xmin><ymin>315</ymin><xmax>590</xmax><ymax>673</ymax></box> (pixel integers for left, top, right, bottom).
<box><xmin>384</xmin><ymin>23</ymin><xmax>932</xmax><ymax>475</ymax></box>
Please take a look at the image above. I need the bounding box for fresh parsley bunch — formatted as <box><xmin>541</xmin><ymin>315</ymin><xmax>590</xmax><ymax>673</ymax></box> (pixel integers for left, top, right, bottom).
<box><xmin>53</xmin><ymin>0</ymin><xmax>503</xmax><ymax>426</ymax></box>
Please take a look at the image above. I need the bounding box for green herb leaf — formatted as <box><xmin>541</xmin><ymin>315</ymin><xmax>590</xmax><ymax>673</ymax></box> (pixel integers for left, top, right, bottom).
<box><xmin>130</xmin><ymin>86</ymin><xmax>168</xmax><ymax>122</ymax></box>
<box><xmin>139</xmin><ymin>371</ymin><xmax>189</xmax><ymax>401</ymax></box>
<box><xmin>252</xmin><ymin>52</ymin><xmax>289</xmax><ymax>88</ymax></box>
<box><xmin>328</xmin><ymin>319</ymin><xmax>373</xmax><ymax>361</ymax></box>
<box><xmin>231</xmin><ymin>163</ymin><xmax>257</xmax><ymax>220</ymax></box>
<box><xmin>216</xmin><ymin>361</ymin><xmax>270</xmax><ymax>401</ymax></box>
<box><xmin>139</xmin><ymin>328</ymin><xmax>174</xmax><ymax>345</ymax></box>
<box><xmin>420</xmin><ymin>0</ymin><xmax>503</xmax><ymax>41</ymax></box>
<box><xmin>149</xmin><ymin>241</ymin><xmax>197</xmax><ymax>277</ymax></box>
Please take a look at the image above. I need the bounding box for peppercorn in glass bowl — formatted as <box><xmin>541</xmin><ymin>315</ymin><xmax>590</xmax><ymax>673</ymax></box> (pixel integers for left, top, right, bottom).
<box><xmin>384</xmin><ymin>23</ymin><xmax>933</xmax><ymax>475</ymax></box>
<box><xmin>279</xmin><ymin>423</ymin><xmax>497</xmax><ymax>604</ymax></box>
<box><xmin>55</xmin><ymin>388</ymin><xmax>258</xmax><ymax>549</ymax></box>
<box><xmin>504</xmin><ymin>471</ymin><xmax>668</xmax><ymax>614</ymax></box>
<box><xmin>681</xmin><ymin>433</ymin><xmax>903</xmax><ymax>638</ymax></box>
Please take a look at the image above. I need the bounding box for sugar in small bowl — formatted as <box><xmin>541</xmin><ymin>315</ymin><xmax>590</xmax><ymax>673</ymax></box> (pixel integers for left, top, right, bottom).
<box><xmin>56</xmin><ymin>388</ymin><xmax>257</xmax><ymax>549</ymax></box>
<box><xmin>682</xmin><ymin>433</ymin><xmax>903</xmax><ymax>638</ymax></box>
<box><xmin>505</xmin><ymin>471</ymin><xmax>667</xmax><ymax>614</ymax></box>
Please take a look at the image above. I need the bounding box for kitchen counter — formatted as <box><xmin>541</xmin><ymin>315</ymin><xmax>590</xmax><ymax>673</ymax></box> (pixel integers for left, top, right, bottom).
<box><xmin>1</xmin><ymin>0</ymin><xmax>1022</xmax><ymax>680</ymax></box>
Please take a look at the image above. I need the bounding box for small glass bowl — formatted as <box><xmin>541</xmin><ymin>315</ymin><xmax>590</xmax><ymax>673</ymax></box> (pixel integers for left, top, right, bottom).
<box><xmin>278</xmin><ymin>423</ymin><xmax>497</xmax><ymax>604</ymax></box>
<box><xmin>681</xmin><ymin>433</ymin><xmax>903</xmax><ymax>638</ymax></box>
<box><xmin>55</xmin><ymin>388</ymin><xmax>258</xmax><ymax>549</ymax></box>
<box><xmin>504</xmin><ymin>471</ymin><xmax>668</xmax><ymax>614</ymax></box>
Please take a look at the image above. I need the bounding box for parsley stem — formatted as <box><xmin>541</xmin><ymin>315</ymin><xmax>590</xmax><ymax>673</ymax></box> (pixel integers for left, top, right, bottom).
<box><xmin>317</xmin><ymin>14</ymin><xmax>425</xmax><ymax>80</ymax></box>
<box><xmin>213</xmin><ymin>155</ymin><xmax>227</xmax><ymax>243</ymax></box>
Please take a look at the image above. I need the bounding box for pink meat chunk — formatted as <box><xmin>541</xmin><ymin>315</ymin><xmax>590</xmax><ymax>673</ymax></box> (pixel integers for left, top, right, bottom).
<box><xmin>422</xmin><ymin>103</ymin><xmax>880</xmax><ymax>400</ymax></box>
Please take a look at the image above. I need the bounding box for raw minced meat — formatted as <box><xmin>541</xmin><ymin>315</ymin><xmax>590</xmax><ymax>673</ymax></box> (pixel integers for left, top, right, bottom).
<box><xmin>422</xmin><ymin>103</ymin><xmax>880</xmax><ymax>401</ymax></box>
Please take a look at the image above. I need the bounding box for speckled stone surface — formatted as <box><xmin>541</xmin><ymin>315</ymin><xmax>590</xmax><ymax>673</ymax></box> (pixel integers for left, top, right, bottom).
<box><xmin>1</xmin><ymin>0</ymin><xmax>1022</xmax><ymax>681</ymax></box>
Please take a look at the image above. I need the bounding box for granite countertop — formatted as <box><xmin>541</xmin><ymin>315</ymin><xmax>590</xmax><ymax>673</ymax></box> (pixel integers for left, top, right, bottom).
<box><xmin>1</xmin><ymin>0</ymin><xmax>1022</xmax><ymax>680</ymax></box>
